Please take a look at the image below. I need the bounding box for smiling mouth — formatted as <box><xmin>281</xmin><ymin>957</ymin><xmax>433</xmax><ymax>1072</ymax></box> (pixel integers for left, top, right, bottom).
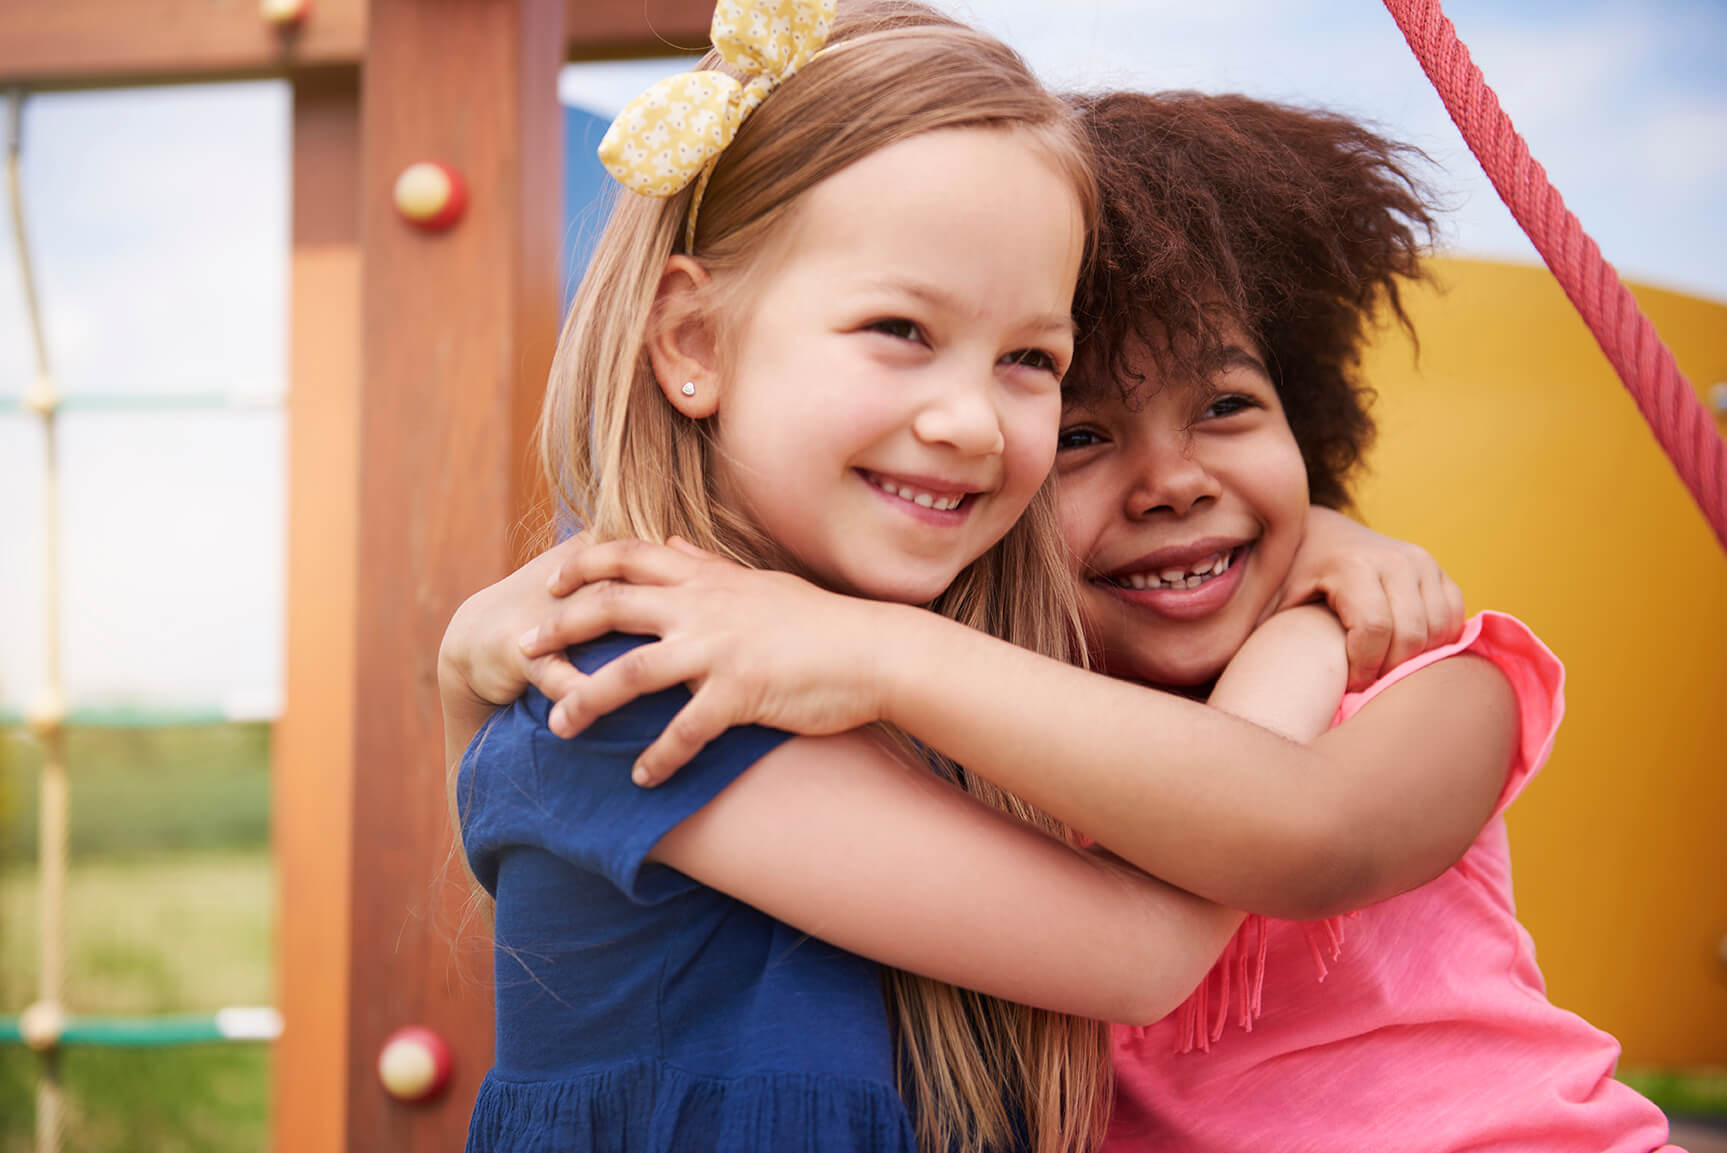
<box><xmin>1101</xmin><ymin>546</ymin><xmax>1244</xmax><ymax>591</ymax></box>
<box><xmin>860</xmin><ymin>470</ymin><xmax>973</xmax><ymax>513</ymax></box>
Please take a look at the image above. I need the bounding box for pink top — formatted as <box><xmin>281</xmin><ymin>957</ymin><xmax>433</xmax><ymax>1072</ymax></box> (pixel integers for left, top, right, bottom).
<box><xmin>1107</xmin><ymin>612</ymin><xmax>1680</xmax><ymax>1153</ymax></box>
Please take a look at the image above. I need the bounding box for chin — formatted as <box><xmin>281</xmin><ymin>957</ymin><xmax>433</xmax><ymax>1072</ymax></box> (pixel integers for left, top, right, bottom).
<box><xmin>842</xmin><ymin>568</ymin><xmax>961</xmax><ymax>608</ymax></box>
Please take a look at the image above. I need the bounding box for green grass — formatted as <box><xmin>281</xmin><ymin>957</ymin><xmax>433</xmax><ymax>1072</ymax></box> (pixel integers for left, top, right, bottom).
<box><xmin>0</xmin><ymin>1045</ymin><xmax>269</xmax><ymax>1153</ymax></box>
<box><xmin>0</xmin><ymin>725</ymin><xmax>274</xmax><ymax>1151</ymax></box>
<box><xmin>1</xmin><ymin>724</ymin><xmax>271</xmax><ymax>858</ymax></box>
<box><xmin>0</xmin><ymin>848</ymin><xmax>274</xmax><ymax>1015</ymax></box>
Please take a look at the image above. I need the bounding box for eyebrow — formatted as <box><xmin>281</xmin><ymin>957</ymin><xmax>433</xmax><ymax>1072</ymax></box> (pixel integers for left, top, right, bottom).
<box><xmin>1214</xmin><ymin>344</ymin><xmax>1272</xmax><ymax>380</ymax></box>
<box><xmin>855</xmin><ymin>278</ymin><xmax>1078</xmax><ymax>339</ymax></box>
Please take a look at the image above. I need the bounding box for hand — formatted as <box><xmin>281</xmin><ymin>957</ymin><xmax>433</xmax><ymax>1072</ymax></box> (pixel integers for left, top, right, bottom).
<box><xmin>438</xmin><ymin>534</ymin><xmax>590</xmax><ymax>714</ymax></box>
<box><xmin>521</xmin><ymin>538</ymin><xmax>900</xmax><ymax>784</ymax></box>
<box><xmin>1281</xmin><ymin>507</ymin><xmax>1465</xmax><ymax>691</ymax></box>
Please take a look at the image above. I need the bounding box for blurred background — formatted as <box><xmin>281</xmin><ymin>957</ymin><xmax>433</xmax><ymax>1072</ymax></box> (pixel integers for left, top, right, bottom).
<box><xmin>1</xmin><ymin>0</ymin><xmax>1723</xmax><ymax>1149</ymax></box>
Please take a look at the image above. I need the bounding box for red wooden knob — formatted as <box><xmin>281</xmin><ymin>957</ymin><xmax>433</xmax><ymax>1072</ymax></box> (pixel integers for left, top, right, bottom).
<box><xmin>378</xmin><ymin>1025</ymin><xmax>454</xmax><ymax>1103</ymax></box>
<box><xmin>393</xmin><ymin>162</ymin><xmax>468</xmax><ymax>232</ymax></box>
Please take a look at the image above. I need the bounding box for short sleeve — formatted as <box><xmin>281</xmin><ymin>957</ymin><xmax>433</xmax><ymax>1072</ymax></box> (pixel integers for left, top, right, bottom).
<box><xmin>459</xmin><ymin>634</ymin><xmax>794</xmax><ymax>904</ymax></box>
<box><xmin>1333</xmin><ymin>611</ymin><xmax>1564</xmax><ymax>816</ymax></box>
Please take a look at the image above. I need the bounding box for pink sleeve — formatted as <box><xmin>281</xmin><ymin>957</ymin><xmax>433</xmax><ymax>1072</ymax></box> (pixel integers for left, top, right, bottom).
<box><xmin>1333</xmin><ymin>611</ymin><xmax>1565</xmax><ymax>816</ymax></box>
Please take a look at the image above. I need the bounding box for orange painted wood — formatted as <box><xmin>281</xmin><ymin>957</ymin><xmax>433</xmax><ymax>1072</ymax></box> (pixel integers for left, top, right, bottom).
<box><xmin>276</xmin><ymin>69</ymin><xmax>362</xmax><ymax>1153</ymax></box>
<box><xmin>0</xmin><ymin>0</ymin><xmax>707</xmax><ymax>86</ymax></box>
<box><xmin>0</xmin><ymin>0</ymin><xmax>365</xmax><ymax>87</ymax></box>
<box><xmin>346</xmin><ymin>0</ymin><xmax>565</xmax><ymax>1148</ymax></box>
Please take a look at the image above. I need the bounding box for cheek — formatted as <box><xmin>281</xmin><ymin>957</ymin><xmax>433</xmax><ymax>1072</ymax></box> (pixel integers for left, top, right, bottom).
<box><xmin>1002</xmin><ymin>393</ymin><xmax>1061</xmax><ymax>482</ymax></box>
<box><xmin>1055</xmin><ymin>477</ymin><xmax>1097</xmax><ymax>566</ymax></box>
<box><xmin>1260</xmin><ymin>440</ymin><xmax>1311</xmax><ymax>542</ymax></box>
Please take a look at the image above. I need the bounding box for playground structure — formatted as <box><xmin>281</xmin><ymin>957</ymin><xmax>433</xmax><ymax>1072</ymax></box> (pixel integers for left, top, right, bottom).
<box><xmin>0</xmin><ymin>1</ymin><xmax>1722</xmax><ymax>1152</ymax></box>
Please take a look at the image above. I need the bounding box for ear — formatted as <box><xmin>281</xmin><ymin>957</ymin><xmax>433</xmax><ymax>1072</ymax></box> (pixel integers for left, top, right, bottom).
<box><xmin>647</xmin><ymin>254</ymin><xmax>722</xmax><ymax>419</ymax></box>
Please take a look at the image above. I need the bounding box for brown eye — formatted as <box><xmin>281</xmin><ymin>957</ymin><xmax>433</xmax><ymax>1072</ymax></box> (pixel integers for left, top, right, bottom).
<box><xmin>1002</xmin><ymin>347</ymin><xmax>1059</xmax><ymax>374</ymax></box>
<box><xmin>1057</xmin><ymin>426</ymin><xmax>1104</xmax><ymax>451</ymax></box>
<box><xmin>865</xmin><ymin>318</ymin><xmax>924</xmax><ymax>343</ymax></box>
<box><xmin>1203</xmin><ymin>393</ymin><xmax>1259</xmax><ymax>419</ymax></box>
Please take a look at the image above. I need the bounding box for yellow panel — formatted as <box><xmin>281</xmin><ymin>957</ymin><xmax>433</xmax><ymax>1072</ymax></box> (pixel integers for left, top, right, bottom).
<box><xmin>1356</xmin><ymin>257</ymin><xmax>1727</xmax><ymax>1065</ymax></box>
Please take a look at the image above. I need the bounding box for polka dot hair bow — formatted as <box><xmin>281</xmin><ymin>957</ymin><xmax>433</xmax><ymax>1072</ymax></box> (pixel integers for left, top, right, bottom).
<box><xmin>597</xmin><ymin>0</ymin><xmax>838</xmax><ymax>249</ymax></box>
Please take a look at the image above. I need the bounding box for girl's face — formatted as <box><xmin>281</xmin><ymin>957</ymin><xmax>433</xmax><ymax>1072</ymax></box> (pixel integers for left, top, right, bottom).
<box><xmin>1055</xmin><ymin>329</ymin><xmax>1309</xmax><ymax>687</ymax></box>
<box><xmin>705</xmin><ymin>127</ymin><xmax>1085</xmax><ymax>604</ymax></box>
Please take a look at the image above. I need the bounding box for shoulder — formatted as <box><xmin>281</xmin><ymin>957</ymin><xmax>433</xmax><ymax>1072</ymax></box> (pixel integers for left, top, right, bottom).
<box><xmin>1337</xmin><ymin>611</ymin><xmax>1564</xmax><ymax>815</ymax></box>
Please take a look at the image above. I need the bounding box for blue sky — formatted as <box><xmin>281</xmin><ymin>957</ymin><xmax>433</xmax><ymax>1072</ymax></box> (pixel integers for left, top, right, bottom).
<box><xmin>1</xmin><ymin>0</ymin><xmax>1722</xmax><ymax>709</ymax></box>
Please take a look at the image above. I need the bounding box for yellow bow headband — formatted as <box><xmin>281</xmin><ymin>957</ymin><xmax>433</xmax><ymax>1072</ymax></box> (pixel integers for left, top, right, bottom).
<box><xmin>597</xmin><ymin>0</ymin><xmax>838</xmax><ymax>251</ymax></box>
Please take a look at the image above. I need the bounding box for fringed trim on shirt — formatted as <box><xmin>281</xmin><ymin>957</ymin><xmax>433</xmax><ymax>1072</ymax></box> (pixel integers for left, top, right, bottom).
<box><xmin>1172</xmin><ymin>913</ymin><xmax>1350</xmax><ymax>1055</ymax></box>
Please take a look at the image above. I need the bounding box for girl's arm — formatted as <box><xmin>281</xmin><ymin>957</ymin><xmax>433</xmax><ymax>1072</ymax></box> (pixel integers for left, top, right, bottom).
<box><xmin>646</xmin><ymin>727</ymin><xmax>1239</xmax><ymax>1025</ymax></box>
<box><xmin>523</xmin><ymin>540</ymin><xmax>1515</xmax><ymax>921</ymax></box>
<box><xmin>649</xmin><ymin>608</ymin><xmax>1344</xmax><ymax>1024</ymax></box>
<box><xmin>872</xmin><ymin>603</ymin><xmax>1514</xmax><ymax>920</ymax></box>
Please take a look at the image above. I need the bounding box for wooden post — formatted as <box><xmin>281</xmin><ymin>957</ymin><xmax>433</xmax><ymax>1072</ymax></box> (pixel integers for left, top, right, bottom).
<box><xmin>344</xmin><ymin>0</ymin><xmax>564</xmax><ymax>1147</ymax></box>
<box><xmin>276</xmin><ymin>67</ymin><xmax>362</xmax><ymax>1153</ymax></box>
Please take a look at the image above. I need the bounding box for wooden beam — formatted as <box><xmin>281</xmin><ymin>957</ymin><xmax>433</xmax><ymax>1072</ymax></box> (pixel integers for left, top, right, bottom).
<box><xmin>0</xmin><ymin>0</ymin><xmax>708</xmax><ymax>87</ymax></box>
<box><xmin>344</xmin><ymin>0</ymin><xmax>564</xmax><ymax>1148</ymax></box>
<box><xmin>564</xmin><ymin>0</ymin><xmax>712</xmax><ymax>58</ymax></box>
<box><xmin>275</xmin><ymin>67</ymin><xmax>361</xmax><ymax>1153</ymax></box>
<box><xmin>0</xmin><ymin>0</ymin><xmax>365</xmax><ymax>88</ymax></box>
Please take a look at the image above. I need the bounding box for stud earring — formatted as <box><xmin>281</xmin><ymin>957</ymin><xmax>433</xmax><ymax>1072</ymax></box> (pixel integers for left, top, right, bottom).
<box><xmin>681</xmin><ymin>381</ymin><xmax>697</xmax><ymax>397</ymax></box>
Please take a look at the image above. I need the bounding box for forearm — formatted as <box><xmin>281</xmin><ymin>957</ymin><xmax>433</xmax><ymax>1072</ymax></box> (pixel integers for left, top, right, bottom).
<box><xmin>656</xmin><ymin>731</ymin><xmax>1240</xmax><ymax>1024</ymax></box>
<box><xmin>875</xmin><ymin>606</ymin><xmax>1361</xmax><ymax>916</ymax></box>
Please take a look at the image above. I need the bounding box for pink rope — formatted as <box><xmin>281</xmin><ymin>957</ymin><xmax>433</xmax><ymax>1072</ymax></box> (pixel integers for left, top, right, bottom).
<box><xmin>1382</xmin><ymin>0</ymin><xmax>1727</xmax><ymax>551</ymax></box>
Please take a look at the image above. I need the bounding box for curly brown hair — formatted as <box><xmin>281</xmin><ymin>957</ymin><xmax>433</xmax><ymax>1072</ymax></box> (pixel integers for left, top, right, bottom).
<box><xmin>1067</xmin><ymin>90</ymin><xmax>1438</xmax><ymax>509</ymax></box>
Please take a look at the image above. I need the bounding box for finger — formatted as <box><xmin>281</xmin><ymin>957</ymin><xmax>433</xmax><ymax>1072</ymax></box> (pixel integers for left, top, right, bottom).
<box><xmin>524</xmin><ymin>653</ymin><xmax>585</xmax><ymax>705</ymax></box>
<box><xmin>633</xmin><ymin>685</ymin><xmax>739</xmax><ymax>787</ymax></box>
<box><xmin>547</xmin><ymin>537</ymin><xmax>695</xmax><ymax>596</ymax></box>
<box><xmin>1439</xmin><ymin>573</ymin><xmax>1467</xmax><ymax>643</ymax></box>
<box><xmin>1417</xmin><ymin>572</ymin><xmax>1461</xmax><ymax>650</ymax></box>
<box><xmin>1332</xmin><ymin>580</ymin><xmax>1393</xmax><ymax>692</ymax></box>
<box><xmin>1378</xmin><ymin>569</ymin><xmax>1430</xmax><ymax>675</ymax></box>
<box><xmin>546</xmin><ymin>639</ymin><xmax>708</xmax><ymax>738</ymax></box>
<box><xmin>665</xmin><ymin>536</ymin><xmax>721</xmax><ymax>561</ymax></box>
<box><xmin>522</xmin><ymin>581</ymin><xmax>678</xmax><ymax>657</ymax></box>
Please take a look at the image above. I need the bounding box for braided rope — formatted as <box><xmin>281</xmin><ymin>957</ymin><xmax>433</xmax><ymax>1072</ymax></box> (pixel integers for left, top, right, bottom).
<box><xmin>1382</xmin><ymin>0</ymin><xmax>1727</xmax><ymax>550</ymax></box>
<box><xmin>8</xmin><ymin>86</ymin><xmax>66</xmax><ymax>1153</ymax></box>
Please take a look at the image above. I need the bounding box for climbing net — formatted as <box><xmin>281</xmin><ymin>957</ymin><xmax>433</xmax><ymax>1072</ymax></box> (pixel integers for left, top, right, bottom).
<box><xmin>2</xmin><ymin>89</ymin><xmax>281</xmax><ymax>1153</ymax></box>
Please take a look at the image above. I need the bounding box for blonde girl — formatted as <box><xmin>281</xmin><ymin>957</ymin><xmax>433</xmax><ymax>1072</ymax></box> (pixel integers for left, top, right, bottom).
<box><xmin>450</xmin><ymin>4</ymin><xmax>1300</xmax><ymax>1151</ymax></box>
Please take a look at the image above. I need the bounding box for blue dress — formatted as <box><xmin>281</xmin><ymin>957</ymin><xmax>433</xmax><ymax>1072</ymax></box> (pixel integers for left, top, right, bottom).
<box><xmin>459</xmin><ymin>634</ymin><xmax>920</xmax><ymax>1153</ymax></box>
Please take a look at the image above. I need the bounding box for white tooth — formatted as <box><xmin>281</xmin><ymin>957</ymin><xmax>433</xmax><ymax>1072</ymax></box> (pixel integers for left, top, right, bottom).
<box><xmin>1180</xmin><ymin>574</ymin><xmax>1199</xmax><ymax>588</ymax></box>
<box><xmin>914</xmin><ymin>492</ymin><xmax>934</xmax><ymax>508</ymax></box>
<box><xmin>1127</xmin><ymin>572</ymin><xmax>1145</xmax><ymax>590</ymax></box>
<box><xmin>1159</xmin><ymin>567</ymin><xmax>1185</xmax><ymax>583</ymax></box>
<box><xmin>1218</xmin><ymin>553</ymin><xmax>1232</xmax><ymax>573</ymax></box>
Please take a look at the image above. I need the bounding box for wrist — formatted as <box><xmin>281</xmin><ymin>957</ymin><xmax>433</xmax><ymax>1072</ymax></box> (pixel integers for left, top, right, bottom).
<box><xmin>871</xmin><ymin>604</ymin><xmax>973</xmax><ymax>733</ymax></box>
<box><xmin>436</xmin><ymin>603</ymin><xmax>492</xmax><ymax>710</ymax></box>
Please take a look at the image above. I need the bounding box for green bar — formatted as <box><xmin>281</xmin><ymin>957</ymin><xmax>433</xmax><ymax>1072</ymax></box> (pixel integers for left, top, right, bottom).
<box><xmin>0</xmin><ymin>1015</ymin><xmax>252</xmax><ymax>1047</ymax></box>
<box><xmin>0</xmin><ymin>706</ymin><xmax>276</xmax><ymax>728</ymax></box>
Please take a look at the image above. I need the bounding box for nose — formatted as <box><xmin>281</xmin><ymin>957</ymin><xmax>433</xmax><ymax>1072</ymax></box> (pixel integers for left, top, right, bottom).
<box><xmin>912</xmin><ymin>372</ymin><xmax>1006</xmax><ymax>457</ymax></box>
<box><xmin>1123</xmin><ymin>435</ymin><xmax>1219</xmax><ymax>519</ymax></box>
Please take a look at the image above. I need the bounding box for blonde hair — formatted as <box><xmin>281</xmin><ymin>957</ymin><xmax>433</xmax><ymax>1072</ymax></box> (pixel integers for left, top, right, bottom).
<box><xmin>539</xmin><ymin>5</ymin><xmax>1108</xmax><ymax>1150</ymax></box>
